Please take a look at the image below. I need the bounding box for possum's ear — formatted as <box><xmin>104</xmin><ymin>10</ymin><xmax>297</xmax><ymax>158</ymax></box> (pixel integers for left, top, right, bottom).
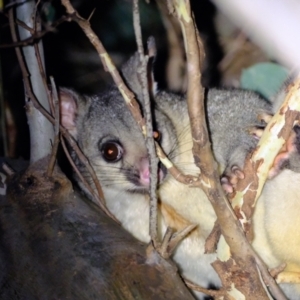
<box><xmin>59</xmin><ymin>88</ymin><xmax>80</xmax><ymax>139</ymax></box>
<box><xmin>147</xmin><ymin>36</ymin><xmax>158</xmax><ymax>95</ymax></box>
<box><xmin>121</xmin><ymin>36</ymin><xmax>158</xmax><ymax>101</ymax></box>
<box><xmin>121</xmin><ymin>52</ymin><xmax>144</xmax><ymax>100</ymax></box>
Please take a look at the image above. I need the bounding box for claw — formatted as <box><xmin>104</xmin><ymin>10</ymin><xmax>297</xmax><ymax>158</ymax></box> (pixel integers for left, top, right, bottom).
<box><xmin>232</xmin><ymin>165</ymin><xmax>245</xmax><ymax>179</ymax></box>
<box><xmin>221</xmin><ymin>165</ymin><xmax>244</xmax><ymax>194</ymax></box>
<box><xmin>221</xmin><ymin>176</ymin><xmax>233</xmax><ymax>194</ymax></box>
<box><xmin>247</xmin><ymin>126</ymin><xmax>264</xmax><ymax>139</ymax></box>
<box><xmin>257</xmin><ymin>112</ymin><xmax>273</xmax><ymax>124</ymax></box>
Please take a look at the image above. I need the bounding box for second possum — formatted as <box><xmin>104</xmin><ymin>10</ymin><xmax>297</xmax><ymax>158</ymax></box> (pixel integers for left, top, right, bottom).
<box><xmin>60</xmin><ymin>54</ymin><xmax>300</xmax><ymax>299</ymax></box>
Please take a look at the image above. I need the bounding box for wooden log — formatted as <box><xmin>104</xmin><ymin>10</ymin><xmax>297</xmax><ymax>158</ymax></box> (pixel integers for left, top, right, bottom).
<box><xmin>0</xmin><ymin>157</ymin><xmax>194</xmax><ymax>299</ymax></box>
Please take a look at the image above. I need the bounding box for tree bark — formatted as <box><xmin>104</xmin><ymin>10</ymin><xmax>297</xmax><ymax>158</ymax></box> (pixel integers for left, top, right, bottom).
<box><xmin>0</xmin><ymin>157</ymin><xmax>194</xmax><ymax>299</ymax></box>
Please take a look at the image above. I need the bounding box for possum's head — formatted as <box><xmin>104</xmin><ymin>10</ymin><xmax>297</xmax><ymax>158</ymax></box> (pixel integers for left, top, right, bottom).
<box><xmin>59</xmin><ymin>54</ymin><xmax>175</xmax><ymax>199</ymax></box>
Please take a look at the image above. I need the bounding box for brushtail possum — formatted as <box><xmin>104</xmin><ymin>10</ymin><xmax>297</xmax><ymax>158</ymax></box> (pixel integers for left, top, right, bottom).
<box><xmin>60</xmin><ymin>54</ymin><xmax>300</xmax><ymax>299</ymax></box>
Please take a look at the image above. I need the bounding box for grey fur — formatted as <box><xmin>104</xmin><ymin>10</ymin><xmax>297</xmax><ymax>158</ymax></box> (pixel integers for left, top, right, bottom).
<box><xmin>61</xmin><ymin>54</ymin><xmax>300</xmax><ymax>299</ymax></box>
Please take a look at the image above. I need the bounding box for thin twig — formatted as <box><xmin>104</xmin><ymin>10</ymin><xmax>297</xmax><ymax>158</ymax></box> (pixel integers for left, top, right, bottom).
<box><xmin>87</xmin><ymin>8</ymin><xmax>96</xmax><ymax>22</ymax></box>
<box><xmin>156</xmin><ymin>1</ymin><xmax>186</xmax><ymax>91</ymax></box>
<box><xmin>204</xmin><ymin>221</ymin><xmax>221</xmax><ymax>254</ymax></box>
<box><xmin>60</xmin><ymin>136</ymin><xmax>119</xmax><ymax>224</ymax></box>
<box><xmin>1</xmin><ymin>163</ymin><xmax>15</xmax><ymax>176</ymax></box>
<box><xmin>254</xmin><ymin>253</ymin><xmax>287</xmax><ymax>300</ymax></box>
<box><xmin>269</xmin><ymin>263</ymin><xmax>287</xmax><ymax>279</ymax></box>
<box><xmin>0</xmin><ymin>62</ymin><xmax>8</xmax><ymax>156</ymax></box>
<box><xmin>155</xmin><ymin>143</ymin><xmax>199</xmax><ymax>185</ymax></box>
<box><xmin>5</xmin><ymin>0</ymin><xmax>27</xmax><ymax>9</ymax></box>
<box><xmin>46</xmin><ymin>77</ymin><xmax>60</xmax><ymax>177</ymax></box>
<box><xmin>159</xmin><ymin>227</ymin><xmax>174</xmax><ymax>258</ymax></box>
<box><xmin>32</xmin><ymin>0</ymin><xmax>41</xmax><ymax>33</ymax></box>
<box><xmin>184</xmin><ymin>279</ymin><xmax>225</xmax><ymax>298</ymax></box>
<box><xmin>133</xmin><ymin>0</ymin><xmax>159</xmax><ymax>247</ymax></box>
<box><xmin>33</xmin><ymin>33</ymin><xmax>54</xmax><ymax>115</ymax></box>
<box><xmin>0</xmin><ymin>16</ymin><xmax>69</xmax><ymax>49</ymax></box>
<box><xmin>133</xmin><ymin>0</ymin><xmax>144</xmax><ymax>57</ymax></box>
<box><xmin>168</xmin><ymin>224</ymin><xmax>197</xmax><ymax>254</ymax></box>
<box><xmin>218</xmin><ymin>31</ymin><xmax>247</xmax><ymax>72</ymax></box>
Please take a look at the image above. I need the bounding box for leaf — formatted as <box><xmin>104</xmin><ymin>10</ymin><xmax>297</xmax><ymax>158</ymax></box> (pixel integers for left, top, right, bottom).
<box><xmin>241</xmin><ymin>62</ymin><xmax>289</xmax><ymax>100</ymax></box>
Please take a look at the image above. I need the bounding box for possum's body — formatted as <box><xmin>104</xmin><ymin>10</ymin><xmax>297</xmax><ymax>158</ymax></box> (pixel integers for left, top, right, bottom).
<box><xmin>60</xmin><ymin>54</ymin><xmax>300</xmax><ymax>299</ymax></box>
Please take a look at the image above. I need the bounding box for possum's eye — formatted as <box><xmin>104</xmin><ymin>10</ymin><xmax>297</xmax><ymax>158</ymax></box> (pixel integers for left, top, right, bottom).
<box><xmin>100</xmin><ymin>141</ymin><xmax>123</xmax><ymax>162</ymax></box>
<box><xmin>153</xmin><ymin>130</ymin><xmax>161</xmax><ymax>142</ymax></box>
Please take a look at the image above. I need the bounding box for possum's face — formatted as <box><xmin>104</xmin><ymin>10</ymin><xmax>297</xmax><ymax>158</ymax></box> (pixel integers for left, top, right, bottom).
<box><xmin>60</xmin><ymin>88</ymin><xmax>175</xmax><ymax>197</ymax></box>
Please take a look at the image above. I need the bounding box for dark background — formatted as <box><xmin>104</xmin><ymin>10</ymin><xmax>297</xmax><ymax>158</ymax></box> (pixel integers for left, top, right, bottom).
<box><xmin>0</xmin><ymin>0</ymin><xmax>259</xmax><ymax>159</ymax></box>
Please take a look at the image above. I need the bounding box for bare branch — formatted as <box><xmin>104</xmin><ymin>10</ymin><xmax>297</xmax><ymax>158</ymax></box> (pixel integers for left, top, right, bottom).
<box><xmin>204</xmin><ymin>221</ymin><xmax>221</xmax><ymax>254</ymax></box>
<box><xmin>185</xmin><ymin>278</ymin><xmax>225</xmax><ymax>298</ymax></box>
<box><xmin>159</xmin><ymin>227</ymin><xmax>174</xmax><ymax>258</ymax></box>
<box><xmin>11</xmin><ymin>1</ymin><xmax>54</xmax><ymax>163</ymax></box>
<box><xmin>0</xmin><ymin>62</ymin><xmax>8</xmax><ymax>157</ymax></box>
<box><xmin>46</xmin><ymin>77</ymin><xmax>60</xmax><ymax>177</ymax></box>
<box><xmin>132</xmin><ymin>0</ymin><xmax>160</xmax><ymax>247</ymax></box>
<box><xmin>167</xmin><ymin>224</ymin><xmax>197</xmax><ymax>254</ymax></box>
<box><xmin>33</xmin><ymin>25</ymin><xmax>55</xmax><ymax>116</ymax></box>
<box><xmin>156</xmin><ymin>1</ymin><xmax>186</xmax><ymax>91</ymax></box>
<box><xmin>230</xmin><ymin>76</ymin><xmax>300</xmax><ymax>232</ymax></box>
<box><xmin>1</xmin><ymin>163</ymin><xmax>15</xmax><ymax>176</ymax></box>
<box><xmin>59</xmin><ymin>136</ymin><xmax>118</xmax><ymax>225</ymax></box>
<box><xmin>0</xmin><ymin>16</ymin><xmax>69</xmax><ymax>49</ymax></box>
<box><xmin>170</xmin><ymin>0</ymin><xmax>283</xmax><ymax>298</ymax></box>
<box><xmin>133</xmin><ymin>0</ymin><xmax>144</xmax><ymax>57</ymax></box>
<box><xmin>155</xmin><ymin>143</ymin><xmax>199</xmax><ymax>185</ymax></box>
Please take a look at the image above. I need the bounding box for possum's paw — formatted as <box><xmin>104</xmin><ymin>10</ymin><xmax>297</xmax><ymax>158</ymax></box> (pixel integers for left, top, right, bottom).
<box><xmin>220</xmin><ymin>114</ymin><xmax>270</xmax><ymax>194</ymax></box>
<box><xmin>269</xmin><ymin>128</ymin><xmax>299</xmax><ymax>178</ymax></box>
<box><xmin>247</xmin><ymin>126</ymin><xmax>265</xmax><ymax>140</ymax></box>
<box><xmin>221</xmin><ymin>127</ymin><xmax>300</xmax><ymax>193</ymax></box>
<box><xmin>257</xmin><ymin>112</ymin><xmax>273</xmax><ymax>124</ymax></box>
<box><xmin>221</xmin><ymin>165</ymin><xmax>245</xmax><ymax>194</ymax></box>
<box><xmin>246</xmin><ymin>112</ymin><xmax>274</xmax><ymax>139</ymax></box>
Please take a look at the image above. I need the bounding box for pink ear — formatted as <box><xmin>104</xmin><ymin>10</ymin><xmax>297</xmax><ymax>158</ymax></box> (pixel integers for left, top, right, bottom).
<box><xmin>59</xmin><ymin>89</ymin><xmax>78</xmax><ymax>138</ymax></box>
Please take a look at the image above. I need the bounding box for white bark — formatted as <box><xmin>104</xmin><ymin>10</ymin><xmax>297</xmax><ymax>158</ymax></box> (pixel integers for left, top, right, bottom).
<box><xmin>16</xmin><ymin>0</ymin><xmax>53</xmax><ymax>163</ymax></box>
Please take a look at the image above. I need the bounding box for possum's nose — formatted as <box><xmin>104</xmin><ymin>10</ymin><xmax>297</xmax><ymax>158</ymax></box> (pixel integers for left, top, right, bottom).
<box><xmin>139</xmin><ymin>157</ymin><xmax>165</xmax><ymax>187</ymax></box>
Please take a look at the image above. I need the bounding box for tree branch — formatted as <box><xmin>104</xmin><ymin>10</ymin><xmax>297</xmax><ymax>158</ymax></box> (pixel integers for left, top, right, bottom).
<box><xmin>46</xmin><ymin>77</ymin><xmax>60</xmax><ymax>176</ymax></box>
<box><xmin>132</xmin><ymin>0</ymin><xmax>160</xmax><ymax>247</ymax></box>
<box><xmin>170</xmin><ymin>0</ymin><xmax>283</xmax><ymax>298</ymax></box>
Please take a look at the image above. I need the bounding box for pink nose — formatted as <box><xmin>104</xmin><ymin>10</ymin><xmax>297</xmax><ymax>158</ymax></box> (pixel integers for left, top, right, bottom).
<box><xmin>139</xmin><ymin>157</ymin><xmax>164</xmax><ymax>187</ymax></box>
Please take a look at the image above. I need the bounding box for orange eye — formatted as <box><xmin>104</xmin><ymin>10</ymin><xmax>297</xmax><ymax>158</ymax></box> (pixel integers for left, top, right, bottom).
<box><xmin>101</xmin><ymin>142</ymin><xmax>123</xmax><ymax>162</ymax></box>
<box><xmin>153</xmin><ymin>130</ymin><xmax>161</xmax><ymax>142</ymax></box>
